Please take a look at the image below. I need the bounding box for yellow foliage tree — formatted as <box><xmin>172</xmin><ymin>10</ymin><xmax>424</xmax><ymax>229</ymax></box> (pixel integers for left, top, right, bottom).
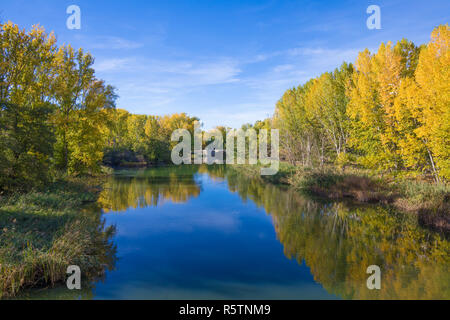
<box><xmin>413</xmin><ymin>25</ymin><xmax>450</xmax><ymax>180</ymax></box>
<box><xmin>347</xmin><ymin>43</ymin><xmax>408</xmax><ymax>170</ymax></box>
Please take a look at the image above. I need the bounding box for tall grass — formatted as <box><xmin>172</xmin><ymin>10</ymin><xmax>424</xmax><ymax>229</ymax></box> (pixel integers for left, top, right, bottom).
<box><xmin>228</xmin><ymin>163</ymin><xmax>449</xmax><ymax>231</ymax></box>
<box><xmin>0</xmin><ymin>178</ymin><xmax>116</xmax><ymax>298</ymax></box>
<box><xmin>289</xmin><ymin>167</ymin><xmax>395</xmax><ymax>202</ymax></box>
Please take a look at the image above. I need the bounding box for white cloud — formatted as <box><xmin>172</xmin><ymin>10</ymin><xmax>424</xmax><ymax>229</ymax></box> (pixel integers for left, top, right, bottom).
<box><xmin>143</xmin><ymin>58</ymin><xmax>242</xmax><ymax>87</ymax></box>
<box><xmin>93</xmin><ymin>46</ymin><xmax>363</xmax><ymax>128</ymax></box>
<box><xmin>94</xmin><ymin>58</ymin><xmax>135</xmax><ymax>72</ymax></box>
<box><xmin>96</xmin><ymin>57</ymin><xmax>242</xmax><ymax>91</ymax></box>
<box><xmin>286</xmin><ymin>47</ymin><xmax>361</xmax><ymax>68</ymax></box>
<box><xmin>272</xmin><ymin>64</ymin><xmax>295</xmax><ymax>73</ymax></box>
<box><xmin>91</xmin><ymin>36</ymin><xmax>144</xmax><ymax>50</ymax></box>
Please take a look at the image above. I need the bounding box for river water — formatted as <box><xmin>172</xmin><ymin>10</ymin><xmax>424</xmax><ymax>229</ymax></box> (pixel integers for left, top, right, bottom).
<box><xmin>19</xmin><ymin>165</ymin><xmax>450</xmax><ymax>299</ymax></box>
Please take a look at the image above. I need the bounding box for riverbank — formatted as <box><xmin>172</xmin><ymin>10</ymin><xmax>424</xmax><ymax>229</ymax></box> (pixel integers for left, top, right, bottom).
<box><xmin>229</xmin><ymin>164</ymin><xmax>449</xmax><ymax>232</ymax></box>
<box><xmin>0</xmin><ymin>176</ymin><xmax>116</xmax><ymax>298</ymax></box>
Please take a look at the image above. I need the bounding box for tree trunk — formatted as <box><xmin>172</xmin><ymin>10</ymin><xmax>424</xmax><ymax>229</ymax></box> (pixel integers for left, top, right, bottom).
<box><xmin>425</xmin><ymin>145</ymin><xmax>440</xmax><ymax>183</ymax></box>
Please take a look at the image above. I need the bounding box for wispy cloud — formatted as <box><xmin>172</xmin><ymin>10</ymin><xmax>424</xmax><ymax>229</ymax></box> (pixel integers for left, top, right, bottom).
<box><xmin>76</xmin><ymin>36</ymin><xmax>144</xmax><ymax>50</ymax></box>
<box><xmin>97</xmin><ymin>57</ymin><xmax>241</xmax><ymax>87</ymax></box>
<box><xmin>286</xmin><ymin>47</ymin><xmax>361</xmax><ymax>66</ymax></box>
<box><xmin>272</xmin><ymin>64</ymin><xmax>295</xmax><ymax>73</ymax></box>
<box><xmin>95</xmin><ymin>58</ymin><xmax>136</xmax><ymax>72</ymax></box>
<box><xmin>94</xmin><ymin>45</ymin><xmax>364</xmax><ymax>128</ymax></box>
<box><xmin>93</xmin><ymin>36</ymin><xmax>143</xmax><ymax>49</ymax></box>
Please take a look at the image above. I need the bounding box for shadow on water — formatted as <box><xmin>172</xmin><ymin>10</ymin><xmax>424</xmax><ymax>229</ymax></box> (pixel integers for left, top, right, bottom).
<box><xmin>19</xmin><ymin>165</ymin><xmax>450</xmax><ymax>299</ymax></box>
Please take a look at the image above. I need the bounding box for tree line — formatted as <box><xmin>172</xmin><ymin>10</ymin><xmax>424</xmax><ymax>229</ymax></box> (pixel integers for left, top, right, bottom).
<box><xmin>273</xmin><ymin>25</ymin><xmax>449</xmax><ymax>182</ymax></box>
<box><xmin>0</xmin><ymin>22</ymin><xmax>197</xmax><ymax>192</ymax></box>
<box><xmin>1</xmin><ymin>21</ymin><xmax>448</xmax><ymax>192</ymax></box>
<box><xmin>103</xmin><ymin>110</ymin><xmax>197</xmax><ymax>167</ymax></box>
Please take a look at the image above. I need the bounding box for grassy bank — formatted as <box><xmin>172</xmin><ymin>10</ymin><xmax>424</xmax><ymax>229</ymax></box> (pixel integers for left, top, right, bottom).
<box><xmin>230</xmin><ymin>164</ymin><xmax>449</xmax><ymax>232</ymax></box>
<box><xmin>0</xmin><ymin>176</ymin><xmax>116</xmax><ymax>298</ymax></box>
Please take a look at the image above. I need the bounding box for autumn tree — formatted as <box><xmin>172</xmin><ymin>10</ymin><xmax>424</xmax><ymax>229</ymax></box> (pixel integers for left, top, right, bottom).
<box><xmin>346</xmin><ymin>43</ymin><xmax>406</xmax><ymax>170</ymax></box>
<box><xmin>305</xmin><ymin>63</ymin><xmax>354</xmax><ymax>162</ymax></box>
<box><xmin>388</xmin><ymin>27</ymin><xmax>448</xmax><ymax>181</ymax></box>
<box><xmin>52</xmin><ymin>45</ymin><xmax>116</xmax><ymax>174</ymax></box>
<box><xmin>0</xmin><ymin>22</ymin><xmax>56</xmax><ymax>190</ymax></box>
<box><xmin>274</xmin><ymin>84</ymin><xmax>317</xmax><ymax>165</ymax></box>
<box><xmin>412</xmin><ymin>25</ymin><xmax>450</xmax><ymax>180</ymax></box>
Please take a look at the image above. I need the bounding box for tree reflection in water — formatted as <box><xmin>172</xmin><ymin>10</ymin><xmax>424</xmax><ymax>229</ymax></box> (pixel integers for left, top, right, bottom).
<box><xmin>223</xmin><ymin>167</ymin><xmax>450</xmax><ymax>300</ymax></box>
<box><xmin>98</xmin><ymin>166</ymin><xmax>202</xmax><ymax>212</ymax></box>
<box><xmin>97</xmin><ymin>165</ymin><xmax>449</xmax><ymax>299</ymax></box>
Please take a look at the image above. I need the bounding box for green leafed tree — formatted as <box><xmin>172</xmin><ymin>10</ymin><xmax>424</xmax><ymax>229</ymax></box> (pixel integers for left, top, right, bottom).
<box><xmin>0</xmin><ymin>22</ymin><xmax>56</xmax><ymax>191</ymax></box>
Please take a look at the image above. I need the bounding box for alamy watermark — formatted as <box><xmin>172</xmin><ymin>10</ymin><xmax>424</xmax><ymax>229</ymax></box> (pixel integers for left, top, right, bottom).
<box><xmin>171</xmin><ymin>122</ymin><xmax>279</xmax><ymax>176</ymax></box>
<box><xmin>66</xmin><ymin>265</ymin><xmax>81</xmax><ymax>290</ymax></box>
<box><xmin>66</xmin><ymin>5</ymin><xmax>81</xmax><ymax>30</ymax></box>
<box><xmin>367</xmin><ymin>5</ymin><xmax>381</xmax><ymax>30</ymax></box>
<box><xmin>366</xmin><ymin>265</ymin><xmax>381</xmax><ymax>290</ymax></box>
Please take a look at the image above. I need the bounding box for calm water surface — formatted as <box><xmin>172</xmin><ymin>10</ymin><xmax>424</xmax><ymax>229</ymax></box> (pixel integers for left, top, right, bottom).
<box><xmin>21</xmin><ymin>165</ymin><xmax>450</xmax><ymax>299</ymax></box>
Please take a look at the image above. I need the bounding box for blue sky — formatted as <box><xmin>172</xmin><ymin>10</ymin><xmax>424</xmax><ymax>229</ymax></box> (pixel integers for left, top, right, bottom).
<box><xmin>1</xmin><ymin>0</ymin><xmax>449</xmax><ymax>128</ymax></box>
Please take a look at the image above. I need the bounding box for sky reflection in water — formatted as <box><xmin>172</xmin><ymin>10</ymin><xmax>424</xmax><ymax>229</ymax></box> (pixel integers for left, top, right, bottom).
<box><xmin>95</xmin><ymin>166</ymin><xmax>333</xmax><ymax>299</ymax></box>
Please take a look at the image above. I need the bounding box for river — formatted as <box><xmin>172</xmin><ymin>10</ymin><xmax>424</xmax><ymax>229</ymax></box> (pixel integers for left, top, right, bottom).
<box><xmin>18</xmin><ymin>165</ymin><xmax>450</xmax><ymax>299</ymax></box>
